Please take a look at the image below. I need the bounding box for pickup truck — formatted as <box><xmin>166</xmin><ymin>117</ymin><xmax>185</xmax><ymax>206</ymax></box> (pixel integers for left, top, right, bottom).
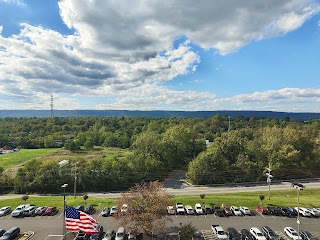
<box><xmin>211</xmin><ymin>225</ymin><xmax>228</xmax><ymax>240</ymax></box>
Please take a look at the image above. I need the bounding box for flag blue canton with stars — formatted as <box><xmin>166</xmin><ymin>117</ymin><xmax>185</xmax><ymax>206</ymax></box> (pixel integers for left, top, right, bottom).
<box><xmin>66</xmin><ymin>206</ymin><xmax>80</xmax><ymax>219</ymax></box>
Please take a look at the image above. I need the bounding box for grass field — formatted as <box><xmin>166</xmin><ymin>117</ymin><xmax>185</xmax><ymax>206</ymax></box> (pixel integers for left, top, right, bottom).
<box><xmin>0</xmin><ymin>148</ymin><xmax>57</xmax><ymax>169</ymax></box>
<box><xmin>1</xmin><ymin>188</ymin><xmax>319</xmax><ymax>210</ymax></box>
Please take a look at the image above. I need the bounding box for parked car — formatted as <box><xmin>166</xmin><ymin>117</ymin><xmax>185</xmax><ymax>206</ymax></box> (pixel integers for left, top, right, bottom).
<box><xmin>75</xmin><ymin>205</ymin><xmax>85</xmax><ymax>212</ymax></box>
<box><xmin>185</xmin><ymin>205</ymin><xmax>194</xmax><ymax>215</ymax></box>
<box><xmin>266</xmin><ymin>207</ymin><xmax>281</xmax><ymax>216</ymax></box>
<box><xmin>249</xmin><ymin>228</ymin><xmax>266</xmax><ymax>240</ymax></box>
<box><xmin>176</xmin><ymin>203</ymin><xmax>185</xmax><ymax>215</ymax></box>
<box><xmin>204</xmin><ymin>205</ymin><xmax>213</xmax><ymax>214</ymax></box>
<box><xmin>110</xmin><ymin>206</ymin><xmax>117</xmax><ymax>216</ymax></box>
<box><xmin>44</xmin><ymin>206</ymin><xmax>57</xmax><ymax>216</ymax></box>
<box><xmin>211</xmin><ymin>225</ymin><xmax>228</xmax><ymax>240</ymax></box>
<box><xmin>11</xmin><ymin>204</ymin><xmax>29</xmax><ymax>217</ymax></box>
<box><xmin>34</xmin><ymin>206</ymin><xmax>47</xmax><ymax>216</ymax></box>
<box><xmin>85</xmin><ymin>205</ymin><xmax>96</xmax><ymax>215</ymax></box>
<box><xmin>284</xmin><ymin>227</ymin><xmax>299</xmax><ymax>240</ymax></box>
<box><xmin>23</xmin><ymin>206</ymin><xmax>36</xmax><ymax>217</ymax></box>
<box><xmin>288</xmin><ymin>208</ymin><xmax>298</xmax><ymax>217</ymax></box>
<box><xmin>195</xmin><ymin>203</ymin><xmax>204</xmax><ymax>215</ymax></box>
<box><xmin>307</xmin><ymin>208</ymin><xmax>320</xmax><ymax>217</ymax></box>
<box><xmin>0</xmin><ymin>227</ymin><xmax>20</xmax><ymax>240</ymax></box>
<box><xmin>256</xmin><ymin>206</ymin><xmax>268</xmax><ymax>215</ymax></box>
<box><xmin>101</xmin><ymin>207</ymin><xmax>110</xmax><ymax>217</ymax></box>
<box><xmin>89</xmin><ymin>225</ymin><xmax>104</xmax><ymax>240</ymax></box>
<box><xmin>230</xmin><ymin>206</ymin><xmax>242</xmax><ymax>216</ymax></box>
<box><xmin>227</xmin><ymin>228</ymin><xmax>241</xmax><ymax>240</ymax></box>
<box><xmin>222</xmin><ymin>205</ymin><xmax>233</xmax><ymax>216</ymax></box>
<box><xmin>278</xmin><ymin>207</ymin><xmax>292</xmax><ymax>217</ymax></box>
<box><xmin>261</xmin><ymin>226</ymin><xmax>280</xmax><ymax>240</ymax></box>
<box><xmin>167</xmin><ymin>206</ymin><xmax>175</xmax><ymax>215</ymax></box>
<box><xmin>0</xmin><ymin>230</ymin><xmax>5</xmax><ymax>237</ymax></box>
<box><xmin>115</xmin><ymin>227</ymin><xmax>125</xmax><ymax>240</ymax></box>
<box><xmin>294</xmin><ymin>207</ymin><xmax>311</xmax><ymax>217</ymax></box>
<box><xmin>127</xmin><ymin>233</ymin><xmax>136</xmax><ymax>240</ymax></box>
<box><xmin>0</xmin><ymin>206</ymin><xmax>11</xmax><ymax>217</ymax></box>
<box><xmin>239</xmin><ymin>206</ymin><xmax>251</xmax><ymax>216</ymax></box>
<box><xmin>299</xmin><ymin>231</ymin><xmax>317</xmax><ymax>240</ymax></box>
<box><xmin>103</xmin><ymin>230</ymin><xmax>116</xmax><ymax>240</ymax></box>
<box><xmin>240</xmin><ymin>229</ymin><xmax>253</xmax><ymax>240</ymax></box>
<box><xmin>214</xmin><ymin>206</ymin><xmax>224</xmax><ymax>217</ymax></box>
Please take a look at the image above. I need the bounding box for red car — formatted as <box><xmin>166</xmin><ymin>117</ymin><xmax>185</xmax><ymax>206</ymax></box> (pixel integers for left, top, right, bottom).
<box><xmin>44</xmin><ymin>207</ymin><xmax>58</xmax><ymax>216</ymax></box>
<box><xmin>256</xmin><ymin>206</ymin><xmax>268</xmax><ymax>215</ymax></box>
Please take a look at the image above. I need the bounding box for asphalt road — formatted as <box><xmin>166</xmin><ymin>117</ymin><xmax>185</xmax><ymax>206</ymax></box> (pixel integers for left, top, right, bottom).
<box><xmin>1</xmin><ymin>210</ymin><xmax>320</xmax><ymax>240</ymax></box>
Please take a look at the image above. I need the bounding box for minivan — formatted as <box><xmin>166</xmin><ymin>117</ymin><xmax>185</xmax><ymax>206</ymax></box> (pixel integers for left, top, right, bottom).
<box><xmin>0</xmin><ymin>227</ymin><xmax>20</xmax><ymax>240</ymax></box>
<box><xmin>115</xmin><ymin>227</ymin><xmax>125</xmax><ymax>240</ymax></box>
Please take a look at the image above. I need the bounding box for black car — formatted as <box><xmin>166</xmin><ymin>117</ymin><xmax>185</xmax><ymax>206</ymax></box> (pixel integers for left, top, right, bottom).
<box><xmin>75</xmin><ymin>205</ymin><xmax>85</xmax><ymax>212</ymax></box>
<box><xmin>0</xmin><ymin>230</ymin><xmax>5</xmax><ymax>237</ymax></box>
<box><xmin>227</xmin><ymin>228</ymin><xmax>241</xmax><ymax>240</ymax></box>
<box><xmin>261</xmin><ymin>226</ymin><xmax>281</xmax><ymax>240</ymax></box>
<box><xmin>288</xmin><ymin>208</ymin><xmax>298</xmax><ymax>217</ymax></box>
<box><xmin>266</xmin><ymin>207</ymin><xmax>281</xmax><ymax>216</ymax></box>
<box><xmin>213</xmin><ymin>206</ymin><xmax>224</xmax><ymax>217</ymax></box>
<box><xmin>84</xmin><ymin>205</ymin><xmax>96</xmax><ymax>215</ymax></box>
<box><xmin>204</xmin><ymin>205</ymin><xmax>213</xmax><ymax>214</ymax></box>
<box><xmin>300</xmin><ymin>231</ymin><xmax>317</xmax><ymax>240</ymax></box>
<box><xmin>89</xmin><ymin>225</ymin><xmax>104</xmax><ymax>240</ymax></box>
<box><xmin>103</xmin><ymin>230</ymin><xmax>116</xmax><ymax>240</ymax></box>
<box><xmin>0</xmin><ymin>227</ymin><xmax>20</xmax><ymax>240</ymax></box>
<box><xmin>240</xmin><ymin>229</ymin><xmax>254</xmax><ymax>240</ymax></box>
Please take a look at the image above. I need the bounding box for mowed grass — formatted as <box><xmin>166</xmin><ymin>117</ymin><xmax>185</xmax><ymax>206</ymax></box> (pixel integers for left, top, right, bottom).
<box><xmin>1</xmin><ymin>188</ymin><xmax>320</xmax><ymax>210</ymax></box>
<box><xmin>103</xmin><ymin>147</ymin><xmax>132</xmax><ymax>161</ymax></box>
<box><xmin>0</xmin><ymin>148</ymin><xmax>57</xmax><ymax>169</ymax></box>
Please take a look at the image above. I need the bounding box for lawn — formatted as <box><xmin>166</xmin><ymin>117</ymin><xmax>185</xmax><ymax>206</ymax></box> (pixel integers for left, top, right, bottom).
<box><xmin>0</xmin><ymin>148</ymin><xmax>57</xmax><ymax>169</ymax></box>
<box><xmin>1</xmin><ymin>188</ymin><xmax>319</xmax><ymax>210</ymax></box>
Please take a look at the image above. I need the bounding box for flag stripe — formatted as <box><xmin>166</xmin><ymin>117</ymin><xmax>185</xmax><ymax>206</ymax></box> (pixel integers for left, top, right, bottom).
<box><xmin>65</xmin><ymin>206</ymin><xmax>99</xmax><ymax>234</ymax></box>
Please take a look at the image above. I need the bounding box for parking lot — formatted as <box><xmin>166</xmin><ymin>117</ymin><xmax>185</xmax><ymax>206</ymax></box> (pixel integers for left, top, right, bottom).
<box><xmin>1</xmin><ymin>209</ymin><xmax>320</xmax><ymax>240</ymax></box>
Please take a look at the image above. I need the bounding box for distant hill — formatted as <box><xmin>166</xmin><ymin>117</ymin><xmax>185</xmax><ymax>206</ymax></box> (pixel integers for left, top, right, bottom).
<box><xmin>0</xmin><ymin>110</ymin><xmax>319</xmax><ymax>120</ymax></box>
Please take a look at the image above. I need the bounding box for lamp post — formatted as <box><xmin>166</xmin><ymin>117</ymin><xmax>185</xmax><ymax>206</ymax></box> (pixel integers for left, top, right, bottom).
<box><xmin>74</xmin><ymin>162</ymin><xmax>79</xmax><ymax>199</ymax></box>
<box><xmin>292</xmin><ymin>182</ymin><xmax>305</xmax><ymax>239</ymax></box>
<box><xmin>61</xmin><ymin>183</ymin><xmax>68</xmax><ymax>240</ymax></box>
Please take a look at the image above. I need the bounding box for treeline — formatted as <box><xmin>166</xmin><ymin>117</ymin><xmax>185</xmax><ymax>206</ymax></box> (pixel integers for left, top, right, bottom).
<box><xmin>0</xmin><ymin>115</ymin><xmax>319</xmax><ymax>193</ymax></box>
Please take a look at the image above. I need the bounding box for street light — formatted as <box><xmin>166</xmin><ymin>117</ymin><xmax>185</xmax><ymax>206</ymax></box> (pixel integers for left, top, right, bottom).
<box><xmin>61</xmin><ymin>183</ymin><xmax>68</xmax><ymax>240</ymax></box>
<box><xmin>74</xmin><ymin>162</ymin><xmax>79</xmax><ymax>199</ymax></box>
<box><xmin>292</xmin><ymin>182</ymin><xmax>305</xmax><ymax>239</ymax></box>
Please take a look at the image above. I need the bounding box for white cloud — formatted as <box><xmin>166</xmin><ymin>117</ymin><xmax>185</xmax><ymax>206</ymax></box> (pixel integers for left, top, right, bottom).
<box><xmin>0</xmin><ymin>0</ymin><xmax>319</xmax><ymax>111</ymax></box>
<box><xmin>0</xmin><ymin>0</ymin><xmax>25</xmax><ymax>6</ymax></box>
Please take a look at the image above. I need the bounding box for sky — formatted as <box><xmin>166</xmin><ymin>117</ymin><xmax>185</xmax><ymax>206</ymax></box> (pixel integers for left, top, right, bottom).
<box><xmin>0</xmin><ymin>0</ymin><xmax>320</xmax><ymax>112</ymax></box>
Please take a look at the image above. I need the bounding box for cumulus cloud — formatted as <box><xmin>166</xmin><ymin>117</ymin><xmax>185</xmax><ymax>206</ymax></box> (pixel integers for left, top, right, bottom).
<box><xmin>0</xmin><ymin>0</ymin><xmax>25</xmax><ymax>6</ymax></box>
<box><xmin>0</xmin><ymin>0</ymin><xmax>319</xmax><ymax>111</ymax></box>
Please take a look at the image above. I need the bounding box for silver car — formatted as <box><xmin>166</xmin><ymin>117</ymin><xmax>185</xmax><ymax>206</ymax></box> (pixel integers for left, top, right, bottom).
<box><xmin>0</xmin><ymin>206</ymin><xmax>11</xmax><ymax>217</ymax></box>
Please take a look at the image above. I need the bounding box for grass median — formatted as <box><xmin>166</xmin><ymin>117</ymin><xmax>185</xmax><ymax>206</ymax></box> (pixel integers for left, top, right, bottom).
<box><xmin>1</xmin><ymin>188</ymin><xmax>320</xmax><ymax>210</ymax></box>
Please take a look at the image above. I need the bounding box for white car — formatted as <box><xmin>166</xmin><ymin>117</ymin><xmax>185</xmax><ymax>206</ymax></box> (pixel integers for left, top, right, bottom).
<box><xmin>167</xmin><ymin>206</ymin><xmax>175</xmax><ymax>215</ymax></box>
<box><xmin>230</xmin><ymin>206</ymin><xmax>242</xmax><ymax>216</ymax></box>
<box><xmin>185</xmin><ymin>205</ymin><xmax>194</xmax><ymax>215</ymax></box>
<box><xmin>11</xmin><ymin>204</ymin><xmax>30</xmax><ymax>217</ymax></box>
<box><xmin>176</xmin><ymin>203</ymin><xmax>185</xmax><ymax>215</ymax></box>
<box><xmin>211</xmin><ymin>225</ymin><xmax>228</xmax><ymax>240</ymax></box>
<box><xmin>0</xmin><ymin>206</ymin><xmax>11</xmax><ymax>217</ymax></box>
<box><xmin>110</xmin><ymin>206</ymin><xmax>118</xmax><ymax>216</ymax></box>
<box><xmin>120</xmin><ymin>204</ymin><xmax>127</xmax><ymax>213</ymax></box>
<box><xmin>239</xmin><ymin>206</ymin><xmax>251</xmax><ymax>215</ymax></box>
<box><xmin>250</xmin><ymin>227</ymin><xmax>267</xmax><ymax>240</ymax></box>
<box><xmin>308</xmin><ymin>208</ymin><xmax>320</xmax><ymax>217</ymax></box>
<box><xmin>284</xmin><ymin>227</ymin><xmax>299</xmax><ymax>240</ymax></box>
<box><xmin>194</xmin><ymin>203</ymin><xmax>204</xmax><ymax>215</ymax></box>
<box><xmin>294</xmin><ymin>207</ymin><xmax>311</xmax><ymax>217</ymax></box>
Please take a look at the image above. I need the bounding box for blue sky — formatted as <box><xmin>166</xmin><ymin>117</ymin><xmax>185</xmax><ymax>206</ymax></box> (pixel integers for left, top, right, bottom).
<box><xmin>0</xmin><ymin>0</ymin><xmax>320</xmax><ymax>112</ymax></box>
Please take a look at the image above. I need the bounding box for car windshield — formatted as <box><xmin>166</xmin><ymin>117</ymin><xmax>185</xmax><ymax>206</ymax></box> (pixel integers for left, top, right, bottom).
<box><xmin>117</xmin><ymin>233</ymin><xmax>124</xmax><ymax>237</ymax></box>
<box><xmin>218</xmin><ymin>231</ymin><xmax>225</xmax><ymax>235</ymax></box>
<box><xmin>196</xmin><ymin>206</ymin><xmax>201</xmax><ymax>209</ymax></box>
<box><xmin>257</xmin><ymin>233</ymin><xmax>263</xmax><ymax>236</ymax></box>
<box><xmin>291</xmin><ymin>232</ymin><xmax>298</xmax><ymax>236</ymax></box>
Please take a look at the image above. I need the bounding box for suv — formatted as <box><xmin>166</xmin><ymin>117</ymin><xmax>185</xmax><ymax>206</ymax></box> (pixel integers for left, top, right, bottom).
<box><xmin>11</xmin><ymin>204</ymin><xmax>30</xmax><ymax>217</ymax></box>
<box><xmin>84</xmin><ymin>205</ymin><xmax>96</xmax><ymax>215</ymax></box>
<box><xmin>227</xmin><ymin>228</ymin><xmax>241</xmax><ymax>240</ymax></box>
<box><xmin>23</xmin><ymin>206</ymin><xmax>36</xmax><ymax>217</ymax></box>
<box><xmin>211</xmin><ymin>225</ymin><xmax>228</xmax><ymax>240</ymax></box>
<box><xmin>300</xmin><ymin>231</ymin><xmax>317</xmax><ymax>240</ymax></box>
<box><xmin>261</xmin><ymin>226</ymin><xmax>280</xmax><ymax>240</ymax></box>
<box><xmin>250</xmin><ymin>228</ymin><xmax>267</xmax><ymax>240</ymax></box>
<box><xmin>0</xmin><ymin>227</ymin><xmax>20</xmax><ymax>240</ymax></box>
<box><xmin>176</xmin><ymin>203</ymin><xmax>185</xmax><ymax>215</ymax></box>
<box><xmin>194</xmin><ymin>203</ymin><xmax>204</xmax><ymax>215</ymax></box>
<box><xmin>222</xmin><ymin>205</ymin><xmax>233</xmax><ymax>216</ymax></box>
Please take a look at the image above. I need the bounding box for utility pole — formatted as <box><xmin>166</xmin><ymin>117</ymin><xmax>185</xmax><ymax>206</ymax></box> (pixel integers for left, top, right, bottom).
<box><xmin>74</xmin><ymin>162</ymin><xmax>79</xmax><ymax>199</ymax></box>
<box><xmin>265</xmin><ymin>163</ymin><xmax>273</xmax><ymax>200</ymax></box>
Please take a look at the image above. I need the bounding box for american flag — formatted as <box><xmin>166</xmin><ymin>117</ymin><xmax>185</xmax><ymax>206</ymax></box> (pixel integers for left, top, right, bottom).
<box><xmin>65</xmin><ymin>206</ymin><xmax>99</xmax><ymax>234</ymax></box>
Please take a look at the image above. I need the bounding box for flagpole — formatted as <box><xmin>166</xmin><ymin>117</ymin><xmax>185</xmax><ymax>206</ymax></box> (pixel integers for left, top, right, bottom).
<box><xmin>62</xmin><ymin>183</ymin><xmax>68</xmax><ymax>240</ymax></box>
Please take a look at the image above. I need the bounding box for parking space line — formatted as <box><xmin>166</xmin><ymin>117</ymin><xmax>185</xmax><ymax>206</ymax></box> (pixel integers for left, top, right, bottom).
<box><xmin>257</xmin><ymin>212</ymin><xmax>265</xmax><ymax>218</ymax></box>
<box><xmin>58</xmin><ymin>212</ymin><xmax>63</xmax><ymax>218</ymax></box>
